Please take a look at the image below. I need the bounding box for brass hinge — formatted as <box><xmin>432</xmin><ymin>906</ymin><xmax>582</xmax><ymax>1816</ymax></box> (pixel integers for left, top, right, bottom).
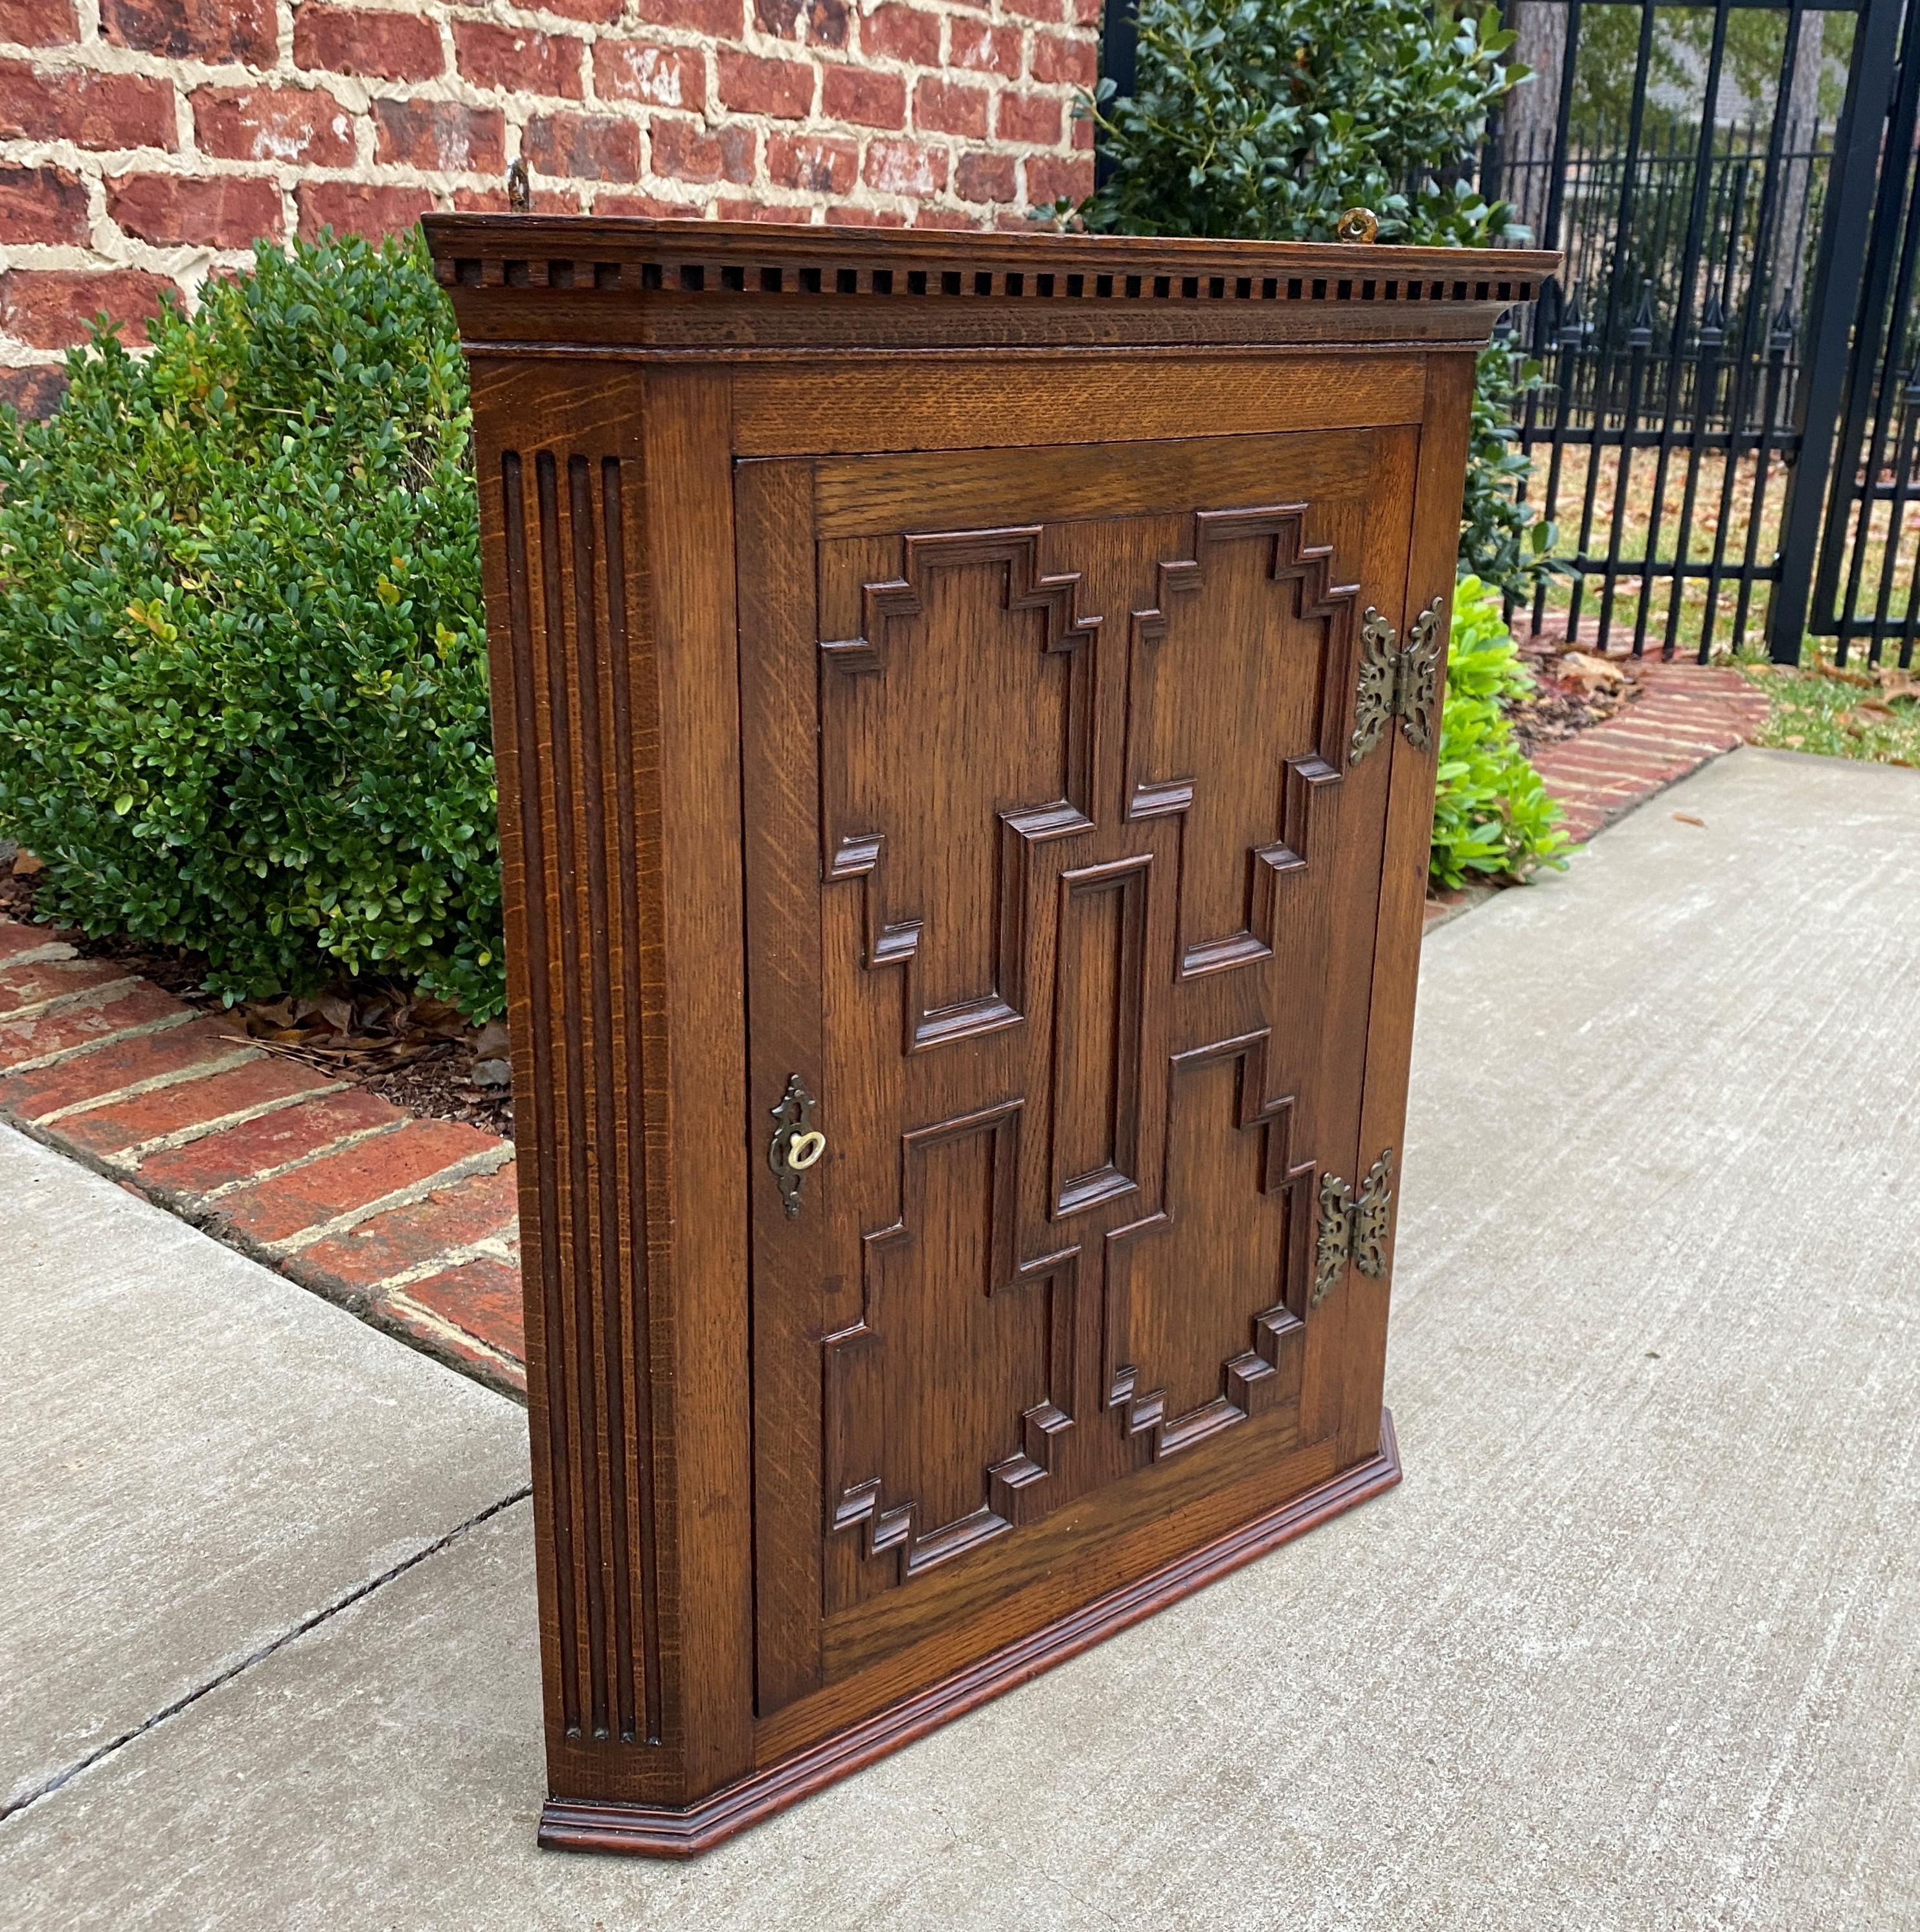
<box><xmin>1350</xmin><ymin>598</ymin><xmax>1444</xmax><ymax>763</ymax></box>
<box><xmin>1313</xmin><ymin>1147</ymin><xmax>1395</xmax><ymax>1306</ymax></box>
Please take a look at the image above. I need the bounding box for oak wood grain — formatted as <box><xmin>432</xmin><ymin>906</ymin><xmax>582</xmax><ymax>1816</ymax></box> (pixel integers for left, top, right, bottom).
<box><xmin>1342</xmin><ymin>350</ymin><xmax>1480</xmax><ymax>1470</ymax></box>
<box><xmin>730</xmin><ymin>355</ymin><xmax>1425</xmax><ymax>457</ymax></box>
<box><xmin>437</xmin><ymin>214</ymin><xmax>1552</xmax><ymax>1854</ymax></box>
<box><xmin>540</xmin><ymin>1410</ymin><xmax>1400</xmax><ymax>1857</ymax></box>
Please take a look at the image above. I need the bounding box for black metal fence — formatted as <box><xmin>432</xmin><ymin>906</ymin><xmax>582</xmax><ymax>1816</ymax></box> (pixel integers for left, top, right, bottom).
<box><xmin>1482</xmin><ymin>0</ymin><xmax>1920</xmax><ymax>664</ymax></box>
<box><xmin>1807</xmin><ymin>0</ymin><xmax>1920</xmax><ymax>662</ymax></box>
<box><xmin>1499</xmin><ymin>113</ymin><xmax>1835</xmax><ymax>657</ymax></box>
<box><xmin>1096</xmin><ymin>0</ymin><xmax>1920</xmax><ymax>665</ymax></box>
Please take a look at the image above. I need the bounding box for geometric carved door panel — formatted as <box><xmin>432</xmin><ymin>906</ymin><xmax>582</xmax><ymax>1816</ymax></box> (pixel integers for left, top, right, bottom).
<box><xmin>741</xmin><ymin>428</ymin><xmax>1419</xmax><ymax>1713</ymax></box>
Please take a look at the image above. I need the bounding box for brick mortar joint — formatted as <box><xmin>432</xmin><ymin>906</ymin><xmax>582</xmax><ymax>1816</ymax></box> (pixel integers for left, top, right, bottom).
<box><xmin>36</xmin><ymin>1045</ymin><xmax>266</xmax><ymax>1123</ymax></box>
<box><xmin>250</xmin><ymin>1140</ymin><xmax>516</xmax><ymax>1257</ymax></box>
<box><xmin>106</xmin><ymin>1077</ymin><xmax>354</xmax><ymax>1164</ymax></box>
<box><xmin>0</xmin><ymin>17</ymin><xmax>1092</xmax><ymax>179</ymax></box>
<box><xmin>0</xmin><ymin>940</ymin><xmax>77</xmax><ymax>967</ymax></box>
<box><xmin>352</xmin><ymin>1229</ymin><xmax>520</xmax><ymax>1296</ymax></box>
<box><xmin>0</xmin><ymin>1004</ymin><xmax>201</xmax><ymax>1077</ymax></box>
<box><xmin>185</xmin><ymin>1112</ymin><xmax>414</xmax><ymax>1205</ymax></box>
<box><xmin>0</xmin><ymin>971</ymin><xmax>142</xmax><ymax>1027</ymax></box>
<box><xmin>372</xmin><ymin>1286</ymin><xmax>525</xmax><ymax>1387</ymax></box>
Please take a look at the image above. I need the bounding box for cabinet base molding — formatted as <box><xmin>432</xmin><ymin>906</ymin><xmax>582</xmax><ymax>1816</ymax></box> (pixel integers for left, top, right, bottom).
<box><xmin>539</xmin><ymin>1408</ymin><xmax>1401</xmax><ymax>1859</ymax></box>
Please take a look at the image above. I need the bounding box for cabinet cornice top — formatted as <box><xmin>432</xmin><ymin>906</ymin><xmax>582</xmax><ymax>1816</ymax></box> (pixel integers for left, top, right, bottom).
<box><xmin>423</xmin><ymin>214</ymin><xmax>1560</xmax><ymax>356</ymax></box>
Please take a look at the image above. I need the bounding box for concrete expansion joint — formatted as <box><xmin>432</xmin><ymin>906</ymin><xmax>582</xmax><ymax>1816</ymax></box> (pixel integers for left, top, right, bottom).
<box><xmin>0</xmin><ymin>1487</ymin><xmax>532</xmax><ymax>1830</ymax></box>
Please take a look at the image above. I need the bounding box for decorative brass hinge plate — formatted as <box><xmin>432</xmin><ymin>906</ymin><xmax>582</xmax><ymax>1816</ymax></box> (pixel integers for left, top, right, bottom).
<box><xmin>1313</xmin><ymin>1147</ymin><xmax>1395</xmax><ymax>1306</ymax></box>
<box><xmin>1350</xmin><ymin>598</ymin><xmax>1444</xmax><ymax>763</ymax></box>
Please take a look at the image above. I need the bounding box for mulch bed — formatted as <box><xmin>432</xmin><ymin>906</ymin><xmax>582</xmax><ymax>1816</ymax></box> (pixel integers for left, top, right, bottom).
<box><xmin>1508</xmin><ymin>643</ymin><xmax>1643</xmax><ymax>757</ymax></box>
<box><xmin>0</xmin><ymin>859</ymin><xmax>514</xmax><ymax>1140</ymax></box>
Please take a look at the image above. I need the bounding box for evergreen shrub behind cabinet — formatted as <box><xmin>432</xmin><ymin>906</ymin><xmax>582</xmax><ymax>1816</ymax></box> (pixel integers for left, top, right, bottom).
<box><xmin>1433</xmin><ymin>578</ymin><xmax>1569</xmax><ymax>888</ymax></box>
<box><xmin>1065</xmin><ymin>0</ymin><xmax>1560</xmax><ymax>607</ymax></box>
<box><xmin>0</xmin><ymin>233</ymin><xmax>506</xmax><ymax>1021</ymax></box>
<box><xmin>1063</xmin><ymin>0</ymin><xmax>1570</xmax><ymax>882</ymax></box>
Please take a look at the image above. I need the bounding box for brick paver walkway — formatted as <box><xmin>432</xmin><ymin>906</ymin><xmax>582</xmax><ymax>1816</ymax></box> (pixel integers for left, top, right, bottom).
<box><xmin>0</xmin><ymin>917</ymin><xmax>525</xmax><ymax>1396</ymax></box>
<box><xmin>1526</xmin><ymin>657</ymin><xmax>1769</xmax><ymax>845</ymax></box>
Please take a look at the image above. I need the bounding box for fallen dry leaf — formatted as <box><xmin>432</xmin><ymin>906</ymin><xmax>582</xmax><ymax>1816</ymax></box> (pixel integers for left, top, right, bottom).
<box><xmin>1673</xmin><ymin>813</ymin><xmax>1706</xmax><ymax>827</ymax></box>
<box><xmin>11</xmin><ymin>849</ymin><xmax>42</xmax><ymax>877</ymax></box>
<box><xmin>1554</xmin><ymin>650</ymin><xmax>1628</xmax><ymax>695</ymax></box>
<box><xmin>1856</xmin><ymin>702</ymin><xmax>1897</xmax><ymax>724</ymax></box>
<box><xmin>315</xmin><ymin>993</ymin><xmax>355</xmax><ymax>1033</ymax></box>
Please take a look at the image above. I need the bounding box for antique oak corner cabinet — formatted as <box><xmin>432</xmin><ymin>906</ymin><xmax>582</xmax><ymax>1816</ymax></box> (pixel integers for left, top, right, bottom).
<box><xmin>423</xmin><ymin>214</ymin><xmax>1557</xmax><ymax>1857</ymax></box>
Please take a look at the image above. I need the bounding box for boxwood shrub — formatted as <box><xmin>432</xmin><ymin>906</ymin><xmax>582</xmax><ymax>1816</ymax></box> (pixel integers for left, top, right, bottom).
<box><xmin>0</xmin><ymin>230</ymin><xmax>504</xmax><ymax>1020</ymax></box>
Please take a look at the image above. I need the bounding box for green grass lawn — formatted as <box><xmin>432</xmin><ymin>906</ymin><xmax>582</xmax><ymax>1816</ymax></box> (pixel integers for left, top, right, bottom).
<box><xmin>1739</xmin><ymin>653</ymin><xmax>1920</xmax><ymax>767</ymax></box>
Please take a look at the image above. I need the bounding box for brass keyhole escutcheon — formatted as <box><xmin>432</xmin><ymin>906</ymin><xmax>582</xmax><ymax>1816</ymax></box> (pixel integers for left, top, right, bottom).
<box><xmin>768</xmin><ymin>1075</ymin><xmax>823</xmax><ymax>1217</ymax></box>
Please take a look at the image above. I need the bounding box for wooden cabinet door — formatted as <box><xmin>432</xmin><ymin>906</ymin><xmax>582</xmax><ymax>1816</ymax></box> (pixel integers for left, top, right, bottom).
<box><xmin>738</xmin><ymin>426</ymin><xmax>1421</xmax><ymax>1720</ymax></box>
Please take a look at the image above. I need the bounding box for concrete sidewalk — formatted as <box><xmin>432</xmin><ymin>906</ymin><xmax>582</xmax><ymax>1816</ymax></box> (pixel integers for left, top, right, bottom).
<box><xmin>3</xmin><ymin>746</ymin><xmax>1918</xmax><ymax>1929</ymax></box>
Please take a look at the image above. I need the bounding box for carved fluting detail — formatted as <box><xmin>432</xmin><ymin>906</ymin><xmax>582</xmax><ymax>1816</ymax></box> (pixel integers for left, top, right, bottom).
<box><xmin>820</xmin><ymin>528</ymin><xmax>1100</xmax><ymax>1053</ymax></box>
<box><xmin>500</xmin><ymin>446</ymin><xmax>662</xmax><ymax>1747</ymax></box>
<box><xmin>824</xmin><ymin>1103</ymin><xmax>1078</xmax><ymax>1586</ymax></box>
<box><xmin>1124</xmin><ymin>506</ymin><xmax>1361</xmax><ymax>978</ymax></box>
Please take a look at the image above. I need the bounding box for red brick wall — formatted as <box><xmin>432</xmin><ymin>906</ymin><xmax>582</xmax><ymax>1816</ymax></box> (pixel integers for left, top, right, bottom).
<box><xmin>0</xmin><ymin>0</ymin><xmax>1099</xmax><ymax>412</ymax></box>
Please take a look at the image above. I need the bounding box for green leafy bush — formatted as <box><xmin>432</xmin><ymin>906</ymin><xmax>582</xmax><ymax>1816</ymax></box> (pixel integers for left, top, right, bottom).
<box><xmin>1430</xmin><ymin>576</ymin><xmax>1569</xmax><ymax>888</ymax></box>
<box><xmin>1462</xmin><ymin>337</ymin><xmax>1562</xmax><ymax>599</ymax></box>
<box><xmin>1069</xmin><ymin>0</ymin><xmax>1522</xmax><ymax>247</ymax></box>
<box><xmin>1058</xmin><ymin>0</ymin><xmax>1559</xmax><ymax>601</ymax></box>
<box><xmin>0</xmin><ymin>230</ymin><xmax>504</xmax><ymax>1020</ymax></box>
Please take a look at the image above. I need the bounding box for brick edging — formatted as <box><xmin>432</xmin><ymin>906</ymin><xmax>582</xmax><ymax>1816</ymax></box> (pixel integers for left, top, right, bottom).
<box><xmin>1528</xmin><ymin>658</ymin><xmax>1767</xmax><ymax>844</ymax></box>
<box><xmin>1422</xmin><ymin>658</ymin><xmax>1768</xmax><ymax>931</ymax></box>
<box><xmin>0</xmin><ymin>919</ymin><xmax>528</xmax><ymax>1397</ymax></box>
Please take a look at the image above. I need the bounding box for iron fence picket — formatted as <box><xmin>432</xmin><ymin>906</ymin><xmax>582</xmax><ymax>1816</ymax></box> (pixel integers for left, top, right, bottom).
<box><xmin>1485</xmin><ymin>0</ymin><xmax>1919</xmax><ymax>660</ymax></box>
<box><xmin>1092</xmin><ymin>0</ymin><xmax>1920</xmax><ymax>657</ymax></box>
<box><xmin>1814</xmin><ymin>0</ymin><xmax>1920</xmax><ymax>660</ymax></box>
<box><xmin>1769</xmin><ymin>0</ymin><xmax>1905</xmax><ymax>656</ymax></box>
